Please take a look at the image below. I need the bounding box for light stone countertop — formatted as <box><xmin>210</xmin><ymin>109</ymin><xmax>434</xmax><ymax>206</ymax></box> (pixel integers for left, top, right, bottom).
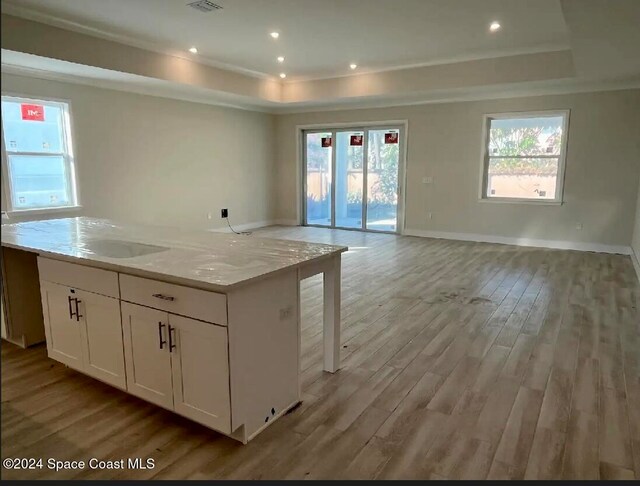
<box><xmin>0</xmin><ymin>217</ymin><xmax>347</xmax><ymax>292</ymax></box>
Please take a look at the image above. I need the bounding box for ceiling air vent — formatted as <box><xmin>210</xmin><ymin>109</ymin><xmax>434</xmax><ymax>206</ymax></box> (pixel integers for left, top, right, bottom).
<box><xmin>187</xmin><ymin>1</ymin><xmax>223</xmax><ymax>12</ymax></box>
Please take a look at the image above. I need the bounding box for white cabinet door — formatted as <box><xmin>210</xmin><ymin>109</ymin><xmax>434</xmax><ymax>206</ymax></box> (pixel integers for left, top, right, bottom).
<box><xmin>40</xmin><ymin>281</ymin><xmax>84</xmax><ymax>371</ymax></box>
<box><xmin>121</xmin><ymin>302</ymin><xmax>173</xmax><ymax>409</ymax></box>
<box><xmin>169</xmin><ymin>315</ymin><xmax>231</xmax><ymax>433</ymax></box>
<box><xmin>76</xmin><ymin>290</ymin><xmax>126</xmax><ymax>390</ymax></box>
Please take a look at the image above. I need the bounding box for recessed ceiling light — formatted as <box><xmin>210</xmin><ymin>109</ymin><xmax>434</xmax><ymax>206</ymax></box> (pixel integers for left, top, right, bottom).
<box><xmin>350</xmin><ymin>63</ymin><xmax>357</xmax><ymax>70</ymax></box>
<box><xmin>270</xmin><ymin>32</ymin><xmax>280</xmax><ymax>39</ymax></box>
<box><xmin>189</xmin><ymin>46</ymin><xmax>198</xmax><ymax>54</ymax></box>
<box><xmin>279</xmin><ymin>73</ymin><xmax>287</xmax><ymax>79</ymax></box>
<box><xmin>277</xmin><ymin>56</ymin><xmax>285</xmax><ymax>63</ymax></box>
<box><xmin>489</xmin><ymin>21</ymin><xmax>501</xmax><ymax>32</ymax></box>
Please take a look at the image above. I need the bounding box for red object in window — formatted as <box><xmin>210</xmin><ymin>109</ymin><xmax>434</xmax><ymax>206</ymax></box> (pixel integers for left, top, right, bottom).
<box><xmin>321</xmin><ymin>137</ymin><xmax>332</xmax><ymax>148</ymax></box>
<box><xmin>350</xmin><ymin>135</ymin><xmax>363</xmax><ymax>146</ymax></box>
<box><xmin>385</xmin><ymin>132</ymin><xmax>398</xmax><ymax>144</ymax></box>
<box><xmin>21</xmin><ymin>104</ymin><xmax>45</xmax><ymax>121</ymax></box>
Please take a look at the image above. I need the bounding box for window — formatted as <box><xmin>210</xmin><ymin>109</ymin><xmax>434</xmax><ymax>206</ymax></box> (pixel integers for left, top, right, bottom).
<box><xmin>481</xmin><ymin>111</ymin><xmax>569</xmax><ymax>203</ymax></box>
<box><xmin>1</xmin><ymin>96</ymin><xmax>79</xmax><ymax>212</ymax></box>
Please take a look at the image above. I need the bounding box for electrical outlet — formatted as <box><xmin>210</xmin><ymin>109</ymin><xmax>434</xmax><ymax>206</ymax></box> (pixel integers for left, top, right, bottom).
<box><xmin>221</xmin><ymin>208</ymin><xmax>228</xmax><ymax>218</ymax></box>
<box><xmin>207</xmin><ymin>212</ymin><xmax>212</xmax><ymax>220</ymax></box>
<box><xmin>427</xmin><ymin>212</ymin><xmax>433</xmax><ymax>220</ymax></box>
<box><xmin>422</xmin><ymin>176</ymin><xmax>433</xmax><ymax>184</ymax></box>
<box><xmin>279</xmin><ymin>306</ymin><xmax>293</xmax><ymax>320</ymax></box>
<box><xmin>575</xmin><ymin>222</ymin><xmax>583</xmax><ymax>230</ymax></box>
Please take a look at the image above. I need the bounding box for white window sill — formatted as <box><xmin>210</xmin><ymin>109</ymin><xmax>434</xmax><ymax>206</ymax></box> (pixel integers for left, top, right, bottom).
<box><xmin>478</xmin><ymin>198</ymin><xmax>563</xmax><ymax>206</ymax></box>
<box><xmin>7</xmin><ymin>205</ymin><xmax>83</xmax><ymax>217</ymax></box>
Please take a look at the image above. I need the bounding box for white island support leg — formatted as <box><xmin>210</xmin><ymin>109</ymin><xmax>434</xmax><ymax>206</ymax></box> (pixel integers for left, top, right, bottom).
<box><xmin>323</xmin><ymin>254</ymin><xmax>341</xmax><ymax>373</ymax></box>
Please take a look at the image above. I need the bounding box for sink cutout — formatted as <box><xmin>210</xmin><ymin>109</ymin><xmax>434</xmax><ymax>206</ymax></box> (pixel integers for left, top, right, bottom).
<box><xmin>83</xmin><ymin>239</ymin><xmax>168</xmax><ymax>259</ymax></box>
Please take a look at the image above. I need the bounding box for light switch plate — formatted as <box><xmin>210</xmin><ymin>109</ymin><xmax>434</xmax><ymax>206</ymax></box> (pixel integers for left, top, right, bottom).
<box><xmin>422</xmin><ymin>176</ymin><xmax>433</xmax><ymax>184</ymax></box>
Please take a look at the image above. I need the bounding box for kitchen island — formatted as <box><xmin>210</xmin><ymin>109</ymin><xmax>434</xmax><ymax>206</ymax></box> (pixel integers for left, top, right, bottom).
<box><xmin>0</xmin><ymin>217</ymin><xmax>346</xmax><ymax>443</ymax></box>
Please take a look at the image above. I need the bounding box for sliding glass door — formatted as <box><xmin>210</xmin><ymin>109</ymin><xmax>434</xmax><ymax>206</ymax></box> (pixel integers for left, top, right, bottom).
<box><xmin>304</xmin><ymin>132</ymin><xmax>332</xmax><ymax>226</ymax></box>
<box><xmin>366</xmin><ymin>129</ymin><xmax>400</xmax><ymax>232</ymax></box>
<box><xmin>304</xmin><ymin>126</ymin><xmax>402</xmax><ymax>233</ymax></box>
<box><xmin>335</xmin><ymin>131</ymin><xmax>364</xmax><ymax>229</ymax></box>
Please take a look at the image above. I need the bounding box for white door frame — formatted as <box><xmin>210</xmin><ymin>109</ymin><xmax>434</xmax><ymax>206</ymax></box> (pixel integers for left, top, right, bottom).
<box><xmin>297</xmin><ymin>120</ymin><xmax>408</xmax><ymax>234</ymax></box>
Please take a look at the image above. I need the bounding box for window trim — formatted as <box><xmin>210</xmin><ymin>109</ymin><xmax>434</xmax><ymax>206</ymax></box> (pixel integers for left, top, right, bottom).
<box><xmin>1</xmin><ymin>93</ymin><xmax>81</xmax><ymax>214</ymax></box>
<box><xmin>479</xmin><ymin>109</ymin><xmax>570</xmax><ymax>204</ymax></box>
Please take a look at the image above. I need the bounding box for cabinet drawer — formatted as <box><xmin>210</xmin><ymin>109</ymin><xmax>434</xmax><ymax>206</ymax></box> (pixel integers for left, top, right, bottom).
<box><xmin>119</xmin><ymin>274</ymin><xmax>227</xmax><ymax>326</ymax></box>
<box><xmin>37</xmin><ymin>257</ymin><xmax>119</xmax><ymax>298</ymax></box>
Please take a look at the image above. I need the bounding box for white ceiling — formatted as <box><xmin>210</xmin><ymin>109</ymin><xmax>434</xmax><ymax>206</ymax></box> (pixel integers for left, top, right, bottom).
<box><xmin>1</xmin><ymin>0</ymin><xmax>569</xmax><ymax>80</ymax></box>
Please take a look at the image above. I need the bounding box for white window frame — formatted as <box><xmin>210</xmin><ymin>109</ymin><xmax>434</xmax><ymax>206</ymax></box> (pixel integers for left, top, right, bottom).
<box><xmin>479</xmin><ymin>110</ymin><xmax>570</xmax><ymax>205</ymax></box>
<box><xmin>1</xmin><ymin>94</ymin><xmax>81</xmax><ymax>214</ymax></box>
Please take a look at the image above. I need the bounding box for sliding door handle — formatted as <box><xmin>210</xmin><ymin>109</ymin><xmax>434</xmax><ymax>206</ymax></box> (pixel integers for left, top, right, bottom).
<box><xmin>158</xmin><ymin>322</ymin><xmax>167</xmax><ymax>350</ymax></box>
<box><xmin>168</xmin><ymin>325</ymin><xmax>176</xmax><ymax>352</ymax></box>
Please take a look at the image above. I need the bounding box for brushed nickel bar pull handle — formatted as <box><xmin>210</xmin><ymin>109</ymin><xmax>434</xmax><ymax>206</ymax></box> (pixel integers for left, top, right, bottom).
<box><xmin>74</xmin><ymin>299</ymin><xmax>82</xmax><ymax>321</ymax></box>
<box><xmin>68</xmin><ymin>295</ymin><xmax>75</xmax><ymax>319</ymax></box>
<box><xmin>168</xmin><ymin>325</ymin><xmax>176</xmax><ymax>352</ymax></box>
<box><xmin>152</xmin><ymin>293</ymin><xmax>175</xmax><ymax>302</ymax></box>
<box><xmin>158</xmin><ymin>322</ymin><xmax>167</xmax><ymax>350</ymax></box>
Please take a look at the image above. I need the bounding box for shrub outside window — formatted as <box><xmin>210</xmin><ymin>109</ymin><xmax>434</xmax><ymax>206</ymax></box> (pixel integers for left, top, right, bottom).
<box><xmin>480</xmin><ymin>111</ymin><xmax>569</xmax><ymax>203</ymax></box>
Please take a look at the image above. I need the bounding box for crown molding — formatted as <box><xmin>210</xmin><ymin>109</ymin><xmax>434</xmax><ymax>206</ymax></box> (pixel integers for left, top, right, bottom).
<box><xmin>3</xmin><ymin>59</ymin><xmax>639</xmax><ymax>116</ymax></box>
<box><xmin>1</xmin><ymin>1</ymin><xmax>272</xmax><ymax>80</ymax></box>
<box><xmin>0</xmin><ymin>61</ymin><xmax>274</xmax><ymax>113</ymax></box>
<box><xmin>272</xmin><ymin>77</ymin><xmax>640</xmax><ymax>114</ymax></box>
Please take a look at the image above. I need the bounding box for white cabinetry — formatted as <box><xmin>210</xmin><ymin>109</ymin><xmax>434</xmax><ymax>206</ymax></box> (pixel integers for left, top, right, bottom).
<box><xmin>36</xmin><ymin>256</ymin><xmax>301</xmax><ymax>443</ymax></box>
<box><xmin>121</xmin><ymin>302</ymin><xmax>174</xmax><ymax>409</ymax></box>
<box><xmin>77</xmin><ymin>289</ymin><xmax>126</xmax><ymax>388</ymax></box>
<box><xmin>39</xmin><ymin>281</ymin><xmax>126</xmax><ymax>389</ymax></box>
<box><xmin>40</xmin><ymin>281</ymin><xmax>84</xmax><ymax>370</ymax></box>
<box><xmin>38</xmin><ymin>258</ymin><xmax>126</xmax><ymax>389</ymax></box>
<box><xmin>170</xmin><ymin>313</ymin><xmax>230</xmax><ymax>432</ymax></box>
<box><xmin>121</xmin><ymin>302</ymin><xmax>231</xmax><ymax>433</ymax></box>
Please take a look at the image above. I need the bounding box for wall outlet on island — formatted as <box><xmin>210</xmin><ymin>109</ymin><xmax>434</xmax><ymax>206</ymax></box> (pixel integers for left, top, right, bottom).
<box><xmin>221</xmin><ymin>208</ymin><xmax>228</xmax><ymax>218</ymax></box>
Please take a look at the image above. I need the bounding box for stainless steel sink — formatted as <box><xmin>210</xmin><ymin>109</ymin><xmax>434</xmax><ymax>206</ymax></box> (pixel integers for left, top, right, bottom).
<box><xmin>83</xmin><ymin>239</ymin><xmax>168</xmax><ymax>259</ymax></box>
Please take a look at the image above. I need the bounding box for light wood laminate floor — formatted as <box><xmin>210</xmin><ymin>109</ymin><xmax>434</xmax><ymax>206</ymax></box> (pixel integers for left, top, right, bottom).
<box><xmin>2</xmin><ymin>226</ymin><xmax>639</xmax><ymax>480</ymax></box>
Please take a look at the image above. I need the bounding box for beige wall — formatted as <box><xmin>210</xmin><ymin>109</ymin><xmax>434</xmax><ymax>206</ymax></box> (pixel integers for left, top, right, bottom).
<box><xmin>276</xmin><ymin>89</ymin><xmax>640</xmax><ymax>248</ymax></box>
<box><xmin>1</xmin><ymin>73</ymin><xmax>277</xmax><ymax>229</ymax></box>
<box><xmin>2</xmin><ymin>73</ymin><xmax>638</xmax><ymax>251</ymax></box>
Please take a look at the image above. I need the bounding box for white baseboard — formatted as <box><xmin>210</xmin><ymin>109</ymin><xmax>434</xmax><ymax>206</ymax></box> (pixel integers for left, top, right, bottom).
<box><xmin>403</xmin><ymin>228</ymin><xmax>632</xmax><ymax>255</ymax></box>
<box><xmin>210</xmin><ymin>219</ymin><xmax>276</xmax><ymax>233</ymax></box>
<box><xmin>273</xmin><ymin>219</ymin><xmax>300</xmax><ymax>226</ymax></box>
<box><xmin>209</xmin><ymin>221</ymin><xmax>632</xmax><ymax>256</ymax></box>
<box><xmin>210</xmin><ymin>219</ymin><xmax>299</xmax><ymax>233</ymax></box>
<box><xmin>632</xmin><ymin>248</ymin><xmax>640</xmax><ymax>283</ymax></box>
